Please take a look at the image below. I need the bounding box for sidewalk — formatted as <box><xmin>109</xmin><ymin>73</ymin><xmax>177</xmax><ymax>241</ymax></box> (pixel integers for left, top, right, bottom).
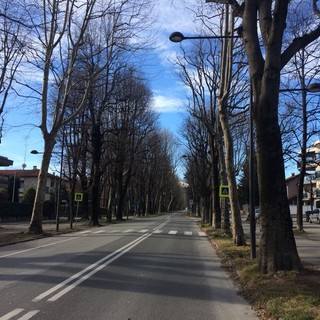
<box><xmin>0</xmin><ymin>218</ymin><xmax>319</xmax><ymax>267</ymax></box>
<box><xmin>242</xmin><ymin>219</ymin><xmax>320</xmax><ymax>267</ymax></box>
<box><xmin>0</xmin><ymin>219</ymin><xmax>89</xmax><ymax>246</ymax></box>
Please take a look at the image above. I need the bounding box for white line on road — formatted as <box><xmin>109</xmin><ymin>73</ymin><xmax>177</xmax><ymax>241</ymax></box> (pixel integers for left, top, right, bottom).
<box><xmin>139</xmin><ymin>229</ymin><xmax>149</xmax><ymax>233</ymax></box>
<box><xmin>184</xmin><ymin>231</ymin><xmax>192</xmax><ymax>236</ymax></box>
<box><xmin>0</xmin><ymin>308</ymin><xmax>24</xmax><ymax>320</ymax></box>
<box><xmin>198</xmin><ymin>231</ymin><xmax>207</xmax><ymax>237</ymax></box>
<box><xmin>17</xmin><ymin>310</ymin><xmax>40</xmax><ymax>320</ymax></box>
<box><xmin>32</xmin><ymin>232</ymin><xmax>152</xmax><ymax>302</ymax></box>
<box><xmin>153</xmin><ymin>230</ymin><xmax>163</xmax><ymax>234</ymax></box>
<box><xmin>47</xmin><ymin>232</ymin><xmax>153</xmax><ymax>302</ymax></box>
<box><xmin>79</xmin><ymin>230</ymin><xmax>92</xmax><ymax>234</ymax></box>
<box><xmin>0</xmin><ymin>309</ymin><xmax>40</xmax><ymax>320</ymax></box>
<box><xmin>168</xmin><ymin>231</ymin><xmax>178</xmax><ymax>235</ymax></box>
<box><xmin>0</xmin><ymin>237</ymin><xmax>78</xmax><ymax>259</ymax></box>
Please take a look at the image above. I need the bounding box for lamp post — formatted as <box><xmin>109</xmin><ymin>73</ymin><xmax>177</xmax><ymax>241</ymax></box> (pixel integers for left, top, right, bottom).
<box><xmin>279</xmin><ymin>83</ymin><xmax>320</xmax><ymax>93</ymax></box>
<box><xmin>169</xmin><ymin>31</ymin><xmax>238</xmax><ymax>42</ymax></box>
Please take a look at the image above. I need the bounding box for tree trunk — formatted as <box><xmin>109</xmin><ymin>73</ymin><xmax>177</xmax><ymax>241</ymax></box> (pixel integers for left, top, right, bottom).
<box><xmin>209</xmin><ymin>133</ymin><xmax>221</xmax><ymax>229</ymax></box>
<box><xmin>219</xmin><ymin>104</ymin><xmax>246</xmax><ymax>245</ymax></box>
<box><xmin>216</xmin><ymin>122</ymin><xmax>231</xmax><ymax>234</ymax></box>
<box><xmin>296</xmin><ymin>67</ymin><xmax>308</xmax><ymax>232</ymax></box>
<box><xmin>90</xmin><ymin>124</ymin><xmax>102</xmax><ymax>226</ymax></box>
<box><xmin>29</xmin><ymin>137</ymin><xmax>55</xmax><ymax>234</ymax></box>
<box><xmin>237</xmin><ymin>0</ymin><xmax>303</xmax><ymax>273</ymax></box>
<box><xmin>256</xmin><ymin>88</ymin><xmax>302</xmax><ymax>273</ymax></box>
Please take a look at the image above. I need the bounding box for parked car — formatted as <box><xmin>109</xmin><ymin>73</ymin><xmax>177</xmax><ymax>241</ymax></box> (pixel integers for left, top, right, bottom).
<box><xmin>309</xmin><ymin>208</ymin><xmax>320</xmax><ymax>224</ymax></box>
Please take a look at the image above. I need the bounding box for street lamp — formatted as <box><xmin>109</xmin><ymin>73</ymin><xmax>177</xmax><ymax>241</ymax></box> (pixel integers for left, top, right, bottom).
<box><xmin>169</xmin><ymin>31</ymin><xmax>238</xmax><ymax>42</ymax></box>
<box><xmin>30</xmin><ymin>150</ymin><xmax>43</xmax><ymax>154</ymax></box>
<box><xmin>279</xmin><ymin>83</ymin><xmax>320</xmax><ymax>93</ymax></box>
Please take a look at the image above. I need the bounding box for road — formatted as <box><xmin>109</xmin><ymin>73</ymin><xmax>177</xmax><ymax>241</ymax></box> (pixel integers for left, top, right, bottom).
<box><xmin>0</xmin><ymin>213</ymin><xmax>259</xmax><ymax>320</ymax></box>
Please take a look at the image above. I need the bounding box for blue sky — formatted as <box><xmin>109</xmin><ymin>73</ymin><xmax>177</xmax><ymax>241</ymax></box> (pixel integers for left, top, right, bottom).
<box><xmin>1</xmin><ymin>0</ymin><xmax>198</xmax><ymax>171</ymax></box>
<box><xmin>0</xmin><ymin>0</ymin><xmax>305</xmax><ymax>179</ymax></box>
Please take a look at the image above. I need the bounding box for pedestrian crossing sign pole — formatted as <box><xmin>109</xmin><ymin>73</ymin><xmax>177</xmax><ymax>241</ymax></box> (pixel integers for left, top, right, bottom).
<box><xmin>74</xmin><ymin>193</ymin><xmax>83</xmax><ymax>226</ymax></box>
<box><xmin>219</xmin><ymin>185</ymin><xmax>229</xmax><ymax>198</ymax></box>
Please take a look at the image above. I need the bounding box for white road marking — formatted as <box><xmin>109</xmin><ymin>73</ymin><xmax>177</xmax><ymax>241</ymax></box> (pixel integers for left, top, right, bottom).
<box><xmin>168</xmin><ymin>231</ymin><xmax>178</xmax><ymax>235</ymax></box>
<box><xmin>93</xmin><ymin>230</ymin><xmax>105</xmax><ymax>234</ymax></box>
<box><xmin>79</xmin><ymin>230</ymin><xmax>92</xmax><ymax>234</ymax></box>
<box><xmin>18</xmin><ymin>310</ymin><xmax>40</xmax><ymax>320</ymax></box>
<box><xmin>139</xmin><ymin>229</ymin><xmax>149</xmax><ymax>233</ymax></box>
<box><xmin>123</xmin><ymin>229</ymin><xmax>134</xmax><ymax>233</ymax></box>
<box><xmin>0</xmin><ymin>237</ymin><xmax>78</xmax><ymax>259</ymax></box>
<box><xmin>153</xmin><ymin>230</ymin><xmax>163</xmax><ymax>234</ymax></box>
<box><xmin>33</xmin><ymin>233</ymin><xmax>152</xmax><ymax>302</ymax></box>
<box><xmin>184</xmin><ymin>231</ymin><xmax>192</xmax><ymax>236</ymax></box>
<box><xmin>198</xmin><ymin>231</ymin><xmax>207</xmax><ymax>237</ymax></box>
<box><xmin>0</xmin><ymin>309</ymin><xmax>24</xmax><ymax>320</ymax></box>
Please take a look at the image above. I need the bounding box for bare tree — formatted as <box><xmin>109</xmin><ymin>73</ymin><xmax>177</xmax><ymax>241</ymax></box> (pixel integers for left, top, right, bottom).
<box><xmin>181</xmin><ymin>115</ymin><xmax>212</xmax><ymax>223</ymax></box>
<box><xmin>281</xmin><ymin>46</ymin><xmax>320</xmax><ymax>232</ymax></box>
<box><xmin>207</xmin><ymin>0</ymin><xmax>320</xmax><ymax>273</ymax></box>
<box><xmin>0</xmin><ymin>0</ymin><xmax>26</xmax><ymax>142</ymax></box>
<box><xmin>172</xmin><ymin>3</ymin><xmax>248</xmax><ymax>243</ymax></box>
<box><xmin>23</xmin><ymin>0</ymin><xmax>106</xmax><ymax>234</ymax></box>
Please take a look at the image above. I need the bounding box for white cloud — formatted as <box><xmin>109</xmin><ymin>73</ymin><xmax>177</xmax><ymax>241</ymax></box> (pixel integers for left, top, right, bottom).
<box><xmin>152</xmin><ymin>94</ymin><xmax>185</xmax><ymax>113</ymax></box>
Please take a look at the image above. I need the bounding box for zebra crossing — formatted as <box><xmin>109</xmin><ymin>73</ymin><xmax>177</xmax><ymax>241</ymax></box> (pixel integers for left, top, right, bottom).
<box><xmin>84</xmin><ymin>229</ymin><xmax>207</xmax><ymax>237</ymax></box>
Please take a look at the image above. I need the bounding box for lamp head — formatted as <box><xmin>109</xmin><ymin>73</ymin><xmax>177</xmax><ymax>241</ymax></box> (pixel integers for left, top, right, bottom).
<box><xmin>307</xmin><ymin>82</ymin><xmax>320</xmax><ymax>92</ymax></box>
<box><xmin>169</xmin><ymin>31</ymin><xmax>185</xmax><ymax>43</ymax></box>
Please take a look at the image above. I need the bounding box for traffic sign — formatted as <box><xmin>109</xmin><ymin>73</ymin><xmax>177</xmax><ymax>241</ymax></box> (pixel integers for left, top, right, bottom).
<box><xmin>219</xmin><ymin>185</ymin><xmax>229</xmax><ymax>198</ymax></box>
<box><xmin>74</xmin><ymin>192</ymin><xmax>83</xmax><ymax>202</ymax></box>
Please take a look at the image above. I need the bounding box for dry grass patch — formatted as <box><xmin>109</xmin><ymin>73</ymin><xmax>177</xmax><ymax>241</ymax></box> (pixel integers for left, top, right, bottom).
<box><xmin>203</xmin><ymin>225</ymin><xmax>320</xmax><ymax>320</ymax></box>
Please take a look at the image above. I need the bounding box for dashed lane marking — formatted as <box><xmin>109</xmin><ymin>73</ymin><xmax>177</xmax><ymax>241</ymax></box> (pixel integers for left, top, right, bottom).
<box><xmin>0</xmin><ymin>309</ymin><xmax>40</xmax><ymax>320</ymax></box>
<box><xmin>86</xmin><ymin>229</ymin><xmax>207</xmax><ymax>237</ymax></box>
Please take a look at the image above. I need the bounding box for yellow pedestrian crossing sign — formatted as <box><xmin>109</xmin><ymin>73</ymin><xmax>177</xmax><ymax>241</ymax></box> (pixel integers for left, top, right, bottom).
<box><xmin>219</xmin><ymin>185</ymin><xmax>229</xmax><ymax>198</ymax></box>
<box><xmin>74</xmin><ymin>192</ymin><xmax>83</xmax><ymax>202</ymax></box>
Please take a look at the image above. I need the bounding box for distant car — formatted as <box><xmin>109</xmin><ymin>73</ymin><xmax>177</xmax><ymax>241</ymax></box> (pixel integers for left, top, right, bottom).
<box><xmin>309</xmin><ymin>208</ymin><xmax>320</xmax><ymax>224</ymax></box>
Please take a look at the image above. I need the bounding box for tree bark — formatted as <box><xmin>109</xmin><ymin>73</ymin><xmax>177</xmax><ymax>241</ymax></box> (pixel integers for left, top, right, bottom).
<box><xmin>241</xmin><ymin>0</ymin><xmax>303</xmax><ymax>273</ymax></box>
<box><xmin>29</xmin><ymin>137</ymin><xmax>56</xmax><ymax>234</ymax></box>
<box><xmin>255</xmin><ymin>85</ymin><xmax>302</xmax><ymax>273</ymax></box>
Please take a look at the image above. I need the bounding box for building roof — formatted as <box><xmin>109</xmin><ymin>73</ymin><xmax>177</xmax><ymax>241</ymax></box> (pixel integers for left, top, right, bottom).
<box><xmin>0</xmin><ymin>169</ymin><xmax>57</xmax><ymax>179</ymax></box>
<box><xmin>0</xmin><ymin>156</ymin><xmax>13</xmax><ymax>167</ymax></box>
<box><xmin>285</xmin><ymin>173</ymin><xmax>300</xmax><ymax>182</ymax></box>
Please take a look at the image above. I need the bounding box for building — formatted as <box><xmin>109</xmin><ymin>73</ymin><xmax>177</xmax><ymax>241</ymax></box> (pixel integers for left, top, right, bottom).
<box><xmin>0</xmin><ymin>167</ymin><xmax>58</xmax><ymax>203</ymax></box>
<box><xmin>298</xmin><ymin>139</ymin><xmax>320</xmax><ymax>209</ymax></box>
<box><xmin>286</xmin><ymin>173</ymin><xmax>300</xmax><ymax>205</ymax></box>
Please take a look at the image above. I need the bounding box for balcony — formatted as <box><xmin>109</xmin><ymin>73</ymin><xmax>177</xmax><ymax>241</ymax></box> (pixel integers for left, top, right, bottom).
<box><xmin>303</xmin><ymin>192</ymin><xmax>309</xmax><ymax>199</ymax></box>
<box><xmin>297</xmin><ymin>160</ymin><xmax>318</xmax><ymax>171</ymax></box>
<box><xmin>304</xmin><ymin>175</ymin><xmax>316</xmax><ymax>183</ymax></box>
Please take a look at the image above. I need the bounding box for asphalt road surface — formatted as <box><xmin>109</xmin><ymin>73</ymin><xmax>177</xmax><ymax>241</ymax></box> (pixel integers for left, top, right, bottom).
<box><xmin>0</xmin><ymin>213</ymin><xmax>259</xmax><ymax>320</ymax></box>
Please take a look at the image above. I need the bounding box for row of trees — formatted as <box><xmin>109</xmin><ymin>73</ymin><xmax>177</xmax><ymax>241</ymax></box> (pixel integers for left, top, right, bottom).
<box><xmin>175</xmin><ymin>1</ymin><xmax>320</xmax><ymax>274</ymax></box>
<box><xmin>0</xmin><ymin>0</ymin><xmax>184</xmax><ymax>233</ymax></box>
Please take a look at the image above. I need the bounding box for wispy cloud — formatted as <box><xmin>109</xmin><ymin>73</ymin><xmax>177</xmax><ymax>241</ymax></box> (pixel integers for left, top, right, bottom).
<box><xmin>152</xmin><ymin>94</ymin><xmax>185</xmax><ymax>113</ymax></box>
